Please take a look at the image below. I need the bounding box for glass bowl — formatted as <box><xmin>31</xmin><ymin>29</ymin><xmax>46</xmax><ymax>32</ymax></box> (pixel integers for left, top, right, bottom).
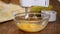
<box><xmin>14</xmin><ymin>12</ymin><xmax>50</xmax><ymax>32</ymax></box>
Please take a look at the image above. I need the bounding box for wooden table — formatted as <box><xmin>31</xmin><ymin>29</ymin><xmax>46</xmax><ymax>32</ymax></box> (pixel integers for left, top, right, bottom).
<box><xmin>0</xmin><ymin>15</ymin><xmax>60</xmax><ymax>34</ymax></box>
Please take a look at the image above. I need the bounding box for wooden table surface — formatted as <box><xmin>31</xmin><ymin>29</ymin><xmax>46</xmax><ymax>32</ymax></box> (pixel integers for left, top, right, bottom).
<box><xmin>0</xmin><ymin>15</ymin><xmax>60</xmax><ymax>34</ymax></box>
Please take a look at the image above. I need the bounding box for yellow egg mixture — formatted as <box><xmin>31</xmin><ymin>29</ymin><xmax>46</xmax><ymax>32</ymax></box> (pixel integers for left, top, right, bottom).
<box><xmin>16</xmin><ymin>22</ymin><xmax>45</xmax><ymax>32</ymax></box>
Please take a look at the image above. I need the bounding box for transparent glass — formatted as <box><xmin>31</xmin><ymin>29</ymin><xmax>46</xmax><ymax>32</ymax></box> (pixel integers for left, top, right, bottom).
<box><xmin>14</xmin><ymin>12</ymin><xmax>50</xmax><ymax>32</ymax></box>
